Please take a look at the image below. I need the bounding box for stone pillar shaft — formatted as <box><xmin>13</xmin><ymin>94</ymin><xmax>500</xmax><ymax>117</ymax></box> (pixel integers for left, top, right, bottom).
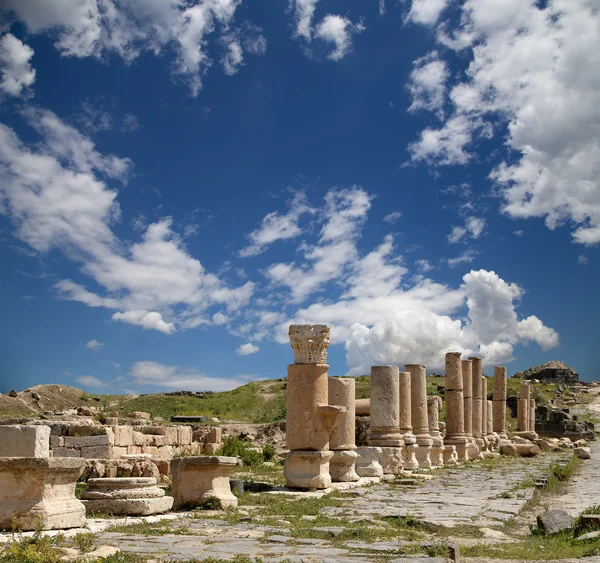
<box><xmin>470</xmin><ymin>357</ymin><xmax>483</xmax><ymax>441</ymax></box>
<box><xmin>398</xmin><ymin>371</ymin><xmax>412</xmax><ymax>434</ymax></box>
<box><xmin>369</xmin><ymin>366</ymin><xmax>403</xmax><ymax>447</ymax></box>
<box><xmin>328</xmin><ymin>377</ymin><xmax>356</xmax><ymax>451</ymax></box>
<box><xmin>529</xmin><ymin>399</ymin><xmax>536</xmax><ymax>434</ymax></box>
<box><xmin>406</xmin><ymin>364</ymin><xmax>431</xmax><ymax>469</ymax></box>
<box><xmin>517</xmin><ymin>399</ymin><xmax>529</xmax><ymax>431</ymax></box>
<box><xmin>444</xmin><ymin>352</ymin><xmax>465</xmax><ymax>438</ymax></box>
<box><xmin>492</xmin><ymin>366</ymin><xmax>507</xmax><ymax>437</ymax></box>
<box><xmin>462</xmin><ymin>360</ymin><xmax>473</xmax><ymax>440</ymax></box>
<box><xmin>482</xmin><ymin>376</ymin><xmax>488</xmax><ymax>436</ymax></box>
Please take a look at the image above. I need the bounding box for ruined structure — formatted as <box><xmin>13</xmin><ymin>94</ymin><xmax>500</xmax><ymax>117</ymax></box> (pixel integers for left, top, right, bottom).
<box><xmin>519</xmin><ymin>360</ymin><xmax>579</xmax><ymax>384</ymax></box>
<box><xmin>399</xmin><ymin>370</ymin><xmax>418</xmax><ymax>470</ymax></box>
<box><xmin>444</xmin><ymin>352</ymin><xmax>468</xmax><ymax>460</ymax></box>
<box><xmin>427</xmin><ymin>395</ymin><xmax>444</xmax><ymax>466</ymax></box>
<box><xmin>328</xmin><ymin>377</ymin><xmax>359</xmax><ymax>482</ymax></box>
<box><xmin>493</xmin><ymin>366</ymin><xmax>508</xmax><ymax>439</ymax></box>
<box><xmin>407</xmin><ymin>364</ymin><xmax>433</xmax><ymax>469</ymax></box>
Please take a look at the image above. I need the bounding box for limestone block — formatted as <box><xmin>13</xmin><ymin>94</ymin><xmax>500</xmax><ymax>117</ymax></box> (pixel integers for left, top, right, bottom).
<box><xmin>513</xmin><ymin>443</ymin><xmax>540</xmax><ymax>457</ymax></box>
<box><xmin>130</xmin><ymin>412</ymin><xmax>150</xmax><ymax>420</ymax></box>
<box><xmin>575</xmin><ymin>447</ymin><xmax>592</xmax><ymax>459</ymax></box>
<box><xmin>442</xmin><ymin>445</ymin><xmax>459</xmax><ymax>466</ymax></box>
<box><xmin>355</xmin><ymin>398</ymin><xmax>370</xmax><ymax>415</ymax></box>
<box><xmin>67</xmin><ymin>425</ymin><xmax>101</xmax><ymax>437</ymax></box>
<box><xmin>329</xmin><ymin>450</ymin><xmax>359</xmax><ymax>482</ymax></box>
<box><xmin>133</xmin><ymin>431</ymin><xmax>146</xmax><ymax>446</ymax></box>
<box><xmin>154</xmin><ymin>446</ymin><xmax>174</xmax><ymax>459</ymax></box>
<box><xmin>83</xmin><ymin>496</ymin><xmax>173</xmax><ymax>516</ymax></box>
<box><xmin>148</xmin><ymin>435</ymin><xmax>165</xmax><ymax>447</ymax></box>
<box><xmin>142</xmin><ymin>426</ymin><xmax>178</xmax><ymax>445</ymax></box>
<box><xmin>171</xmin><ymin>456</ymin><xmax>238</xmax><ymax>508</ymax></box>
<box><xmin>103</xmin><ymin>417</ymin><xmax>119</xmax><ymax>426</ymax></box>
<box><xmin>369</xmin><ymin>366</ymin><xmax>403</xmax><ymax>447</ymax></box>
<box><xmin>499</xmin><ymin>441</ymin><xmax>517</xmax><ymax>456</ymax></box>
<box><xmin>105</xmin><ymin>427</ymin><xmax>115</xmax><ymax>446</ymax></box>
<box><xmin>204</xmin><ymin>443</ymin><xmax>220</xmax><ymax>455</ymax></box>
<box><xmin>127</xmin><ymin>445</ymin><xmax>142</xmax><ymax>455</ymax></box>
<box><xmin>329</xmin><ymin>377</ymin><xmax>356</xmax><ymax>451</ymax></box>
<box><xmin>73</xmin><ymin>435</ymin><xmax>110</xmax><ymax>448</ymax></box>
<box><xmin>141</xmin><ymin>446</ymin><xmax>158</xmax><ymax>456</ymax></box>
<box><xmin>284</xmin><ymin>450</ymin><xmax>333</xmax><ymax>489</ymax></box>
<box><xmin>0</xmin><ymin>425</ymin><xmax>50</xmax><ymax>457</ymax></box>
<box><xmin>378</xmin><ymin>446</ymin><xmax>403</xmax><ymax>474</ymax></box>
<box><xmin>402</xmin><ymin>444</ymin><xmax>419</xmax><ymax>470</ymax></box>
<box><xmin>208</xmin><ymin>427</ymin><xmax>222</xmax><ymax>443</ymax></box>
<box><xmin>113</xmin><ymin>426</ymin><xmax>133</xmax><ymax>447</ymax></box>
<box><xmin>131</xmin><ymin>460</ymin><xmax>160</xmax><ymax>479</ymax></box>
<box><xmin>54</xmin><ymin>447</ymin><xmax>68</xmax><ymax>457</ymax></box>
<box><xmin>0</xmin><ymin>458</ymin><xmax>86</xmax><ymax>531</ymax></box>
<box><xmin>177</xmin><ymin>426</ymin><xmax>193</xmax><ymax>445</ymax></box>
<box><xmin>66</xmin><ymin>448</ymin><xmax>81</xmax><ymax>458</ymax></box>
<box><xmin>112</xmin><ymin>446</ymin><xmax>128</xmax><ymax>458</ymax></box>
<box><xmin>537</xmin><ymin>510</ymin><xmax>573</xmax><ymax>535</ymax></box>
<box><xmin>355</xmin><ymin>446</ymin><xmax>383</xmax><ymax>477</ymax></box>
<box><xmin>64</xmin><ymin>436</ymin><xmax>75</xmax><ymax>447</ymax></box>
<box><xmin>50</xmin><ymin>436</ymin><xmax>64</xmax><ymax>448</ymax></box>
<box><xmin>81</xmin><ymin>445</ymin><xmax>112</xmax><ymax>459</ymax></box>
<box><xmin>154</xmin><ymin>459</ymin><xmax>170</xmax><ymax>475</ymax></box>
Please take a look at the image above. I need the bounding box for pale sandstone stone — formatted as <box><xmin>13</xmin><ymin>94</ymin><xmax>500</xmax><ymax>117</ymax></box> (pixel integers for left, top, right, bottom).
<box><xmin>329</xmin><ymin>450</ymin><xmax>359</xmax><ymax>482</ymax></box>
<box><xmin>130</xmin><ymin>411</ymin><xmax>150</xmax><ymax>420</ymax></box>
<box><xmin>171</xmin><ymin>456</ymin><xmax>238</xmax><ymax>507</ymax></box>
<box><xmin>517</xmin><ymin>399</ymin><xmax>530</xmax><ymax>432</ymax></box>
<box><xmin>289</xmin><ymin>324</ymin><xmax>330</xmax><ymax>364</ymax></box>
<box><xmin>514</xmin><ymin>443</ymin><xmax>541</xmax><ymax>457</ymax></box>
<box><xmin>462</xmin><ymin>360</ymin><xmax>473</xmax><ymax>440</ymax></box>
<box><xmin>112</xmin><ymin>446</ymin><xmax>128</xmax><ymax>458</ymax></box>
<box><xmin>470</xmin><ymin>357</ymin><xmax>484</xmax><ymax>450</ymax></box>
<box><xmin>73</xmin><ymin>435</ymin><xmax>110</xmax><ymax>448</ymax></box>
<box><xmin>355</xmin><ymin>398</ymin><xmax>370</xmax><ymax>415</ymax></box>
<box><xmin>328</xmin><ymin>377</ymin><xmax>356</xmax><ymax>451</ymax></box>
<box><xmin>575</xmin><ymin>447</ymin><xmax>592</xmax><ymax>459</ymax></box>
<box><xmin>284</xmin><ymin>451</ymin><xmax>333</xmax><ymax>489</ymax></box>
<box><xmin>204</xmin><ymin>443</ymin><xmax>220</xmax><ymax>455</ymax></box>
<box><xmin>406</xmin><ymin>364</ymin><xmax>432</xmax><ymax>469</ymax></box>
<box><xmin>493</xmin><ymin>366</ymin><xmax>507</xmax><ymax>438</ymax></box>
<box><xmin>529</xmin><ymin>399</ymin><xmax>537</xmax><ymax>435</ymax></box>
<box><xmin>444</xmin><ymin>353</ymin><xmax>468</xmax><ymax>461</ymax></box>
<box><xmin>427</xmin><ymin>396</ymin><xmax>444</xmax><ymax>467</ymax></box>
<box><xmin>369</xmin><ymin>366</ymin><xmax>403</xmax><ymax>448</ymax></box>
<box><xmin>499</xmin><ymin>442</ymin><xmax>518</xmax><ymax>456</ymax></box>
<box><xmin>0</xmin><ymin>457</ymin><xmax>85</xmax><ymax>530</ymax></box>
<box><xmin>81</xmin><ymin>445</ymin><xmax>112</xmax><ymax>459</ymax></box>
<box><xmin>177</xmin><ymin>426</ymin><xmax>193</xmax><ymax>445</ymax></box>
<box><xmin>520</xmin><ymin>382</ymin><xmax>531</xmax><ymax>402</ymax></box>
<box><xmin>481</xmin><ymin>377</ymin><xmax>488</xmax><ymax>439</ymax></box>
<box><xmin>378</xmin><ymin>446</ymin><xmax>403</xmax><ymax>475</ymax></box>
<box><xmin>355</xmin><ymin>446</ymin><xmax>383</xmax><ymax>477</ymax></box>
<box><xmin>105</xmin><ymin>427</ymin><xmax>115</xmax><ymax>446</ymax></box>
<box><xmin>0</xmin><ymin>425</ymin><xmax>50</xmax><ymax>457</ymax></box>
<box><xmin>399</xmin><ymin>369</ymin><xmax>418</xmax><ymax>468</ymax></box>
<box><xmin>442</xmin><ymin>445</ymin><xmax>459</xmax><ymax>466</ymax></box>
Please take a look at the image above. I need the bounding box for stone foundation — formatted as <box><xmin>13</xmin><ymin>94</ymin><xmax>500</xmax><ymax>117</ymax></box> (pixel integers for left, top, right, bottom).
<box><xmin>81</xmin><ymin>477</ymin><xmax>173</xmax><ymax>516</ymax></box>
<box><xmin>329</xmin><ymin>450</ymin><xmax>359</xmax><ymax>482</ymax></box>
<box><xmin>0</xmin><ymin>457</ymin><xmax>86</xmax><ymax>531</ymax></box>
<box><xmin>355</xmin><ymin>446</ymin><xmax>383</xmax><ymax>477</ymax></box>
<box><xmin>284</xmin><ymin>450</ymin><xmax>333</xmax><ymax>489</ymax></box>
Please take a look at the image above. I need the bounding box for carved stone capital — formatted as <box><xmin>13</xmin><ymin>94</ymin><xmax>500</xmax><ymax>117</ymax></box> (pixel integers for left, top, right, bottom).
<box><xmin>289</xmin><ymin>324</ymin><xmax>330</xmax><ymax>364</ymax></box>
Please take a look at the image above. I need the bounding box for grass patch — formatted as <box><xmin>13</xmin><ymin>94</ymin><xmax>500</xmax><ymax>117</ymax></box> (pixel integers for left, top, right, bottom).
<box><xmin>104</xmin><ymin>519</ymin><xmax>190</xmax><ymax>536</ymax></box>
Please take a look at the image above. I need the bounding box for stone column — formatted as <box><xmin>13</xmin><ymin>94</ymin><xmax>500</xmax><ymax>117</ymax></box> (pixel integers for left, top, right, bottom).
<box><xmin>487</xmin><ymin>400</ymin><xmax>495</xmax><ymax>449</ymax></box>
<box><xmin>444</xmin><ymin>352</ymin><xmax>468</xmax><ymax>460</ymax></box>
<box><xmin>406</xmin><ymin>364</ymin><xmax>432</xmax><ymax>469</ymax></box>
<box><xmin>399</xmin><ymin>371</ymin><xmax>418</xmax><ymax>470</ymax></box>
<box><xmin>328</xmin><ymin>377</ymin><xmax>359</xmax><ymax>482</ymax></box>
<box><xmin>481</xmin><ymin>376</ymin><xmax>489</xmax><ymax>452</ymax></box>
<box><xmin>462</xmin><ymin>360</ymin><xmax>473</xmax><ymax>442</ymax></box>
<box><xmin>493</xmin><ymin>366</ymin><xmax>508</xmax><ymax>439</ymax></box>
<box><xmin>369</xmin><ymin>366</ymin><xmax>404</xmax><ymax>474</ymax></box>
<box><xmin>529</xmin><ymin>399</ymin><xmax>537</xmax><ymax>436</ymax></box>
<box><xmin>517</xmin><ymin>382</ymin><xmax>531</xmax><ymax>432</ymax></box>
<box><xmin>470</xmin><ymin>357</ymin><xmax>485</xmax><ymax>452</ymax></box>
<box><xmin>427</xmin><ymin>396</ymin><xmax>444</xmax><ymax>466</ymax></box>
<box><xmin>285</xmin><ymin>325</ymin><xmax>344</xmax><ymax>489</ymax></box>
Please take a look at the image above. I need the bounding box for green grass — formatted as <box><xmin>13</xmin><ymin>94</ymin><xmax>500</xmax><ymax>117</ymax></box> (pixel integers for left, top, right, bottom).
<box><xmin>104</xmin><ymin>519</ymin><xmax>190</xmax><ymax>536</ymax></box>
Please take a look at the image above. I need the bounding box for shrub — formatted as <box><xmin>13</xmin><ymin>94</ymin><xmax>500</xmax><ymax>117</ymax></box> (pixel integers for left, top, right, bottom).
<box><xmin>217</xmin><ymin>436</ymin><xmax>264</xmax><ymax>468</ymax></box>
<box><xmin>262</xmin><ymin>443</ymin><xmax>276</xmax><ymax>461</ymax></box>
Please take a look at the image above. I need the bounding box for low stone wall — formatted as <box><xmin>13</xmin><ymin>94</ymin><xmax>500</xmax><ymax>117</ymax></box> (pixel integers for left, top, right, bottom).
<box><xmin>48</xmin><ymin>424</ymin><xmax>217</xmax><ymax>460</ymax></box>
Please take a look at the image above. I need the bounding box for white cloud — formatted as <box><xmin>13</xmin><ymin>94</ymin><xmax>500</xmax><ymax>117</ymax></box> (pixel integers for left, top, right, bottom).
<box><xmin>406</xmin><ymin>0</ymin><xmax>449</xmax><ymax>26</ymax></box>
<box><xmin>314</xmin><ymin>15</ymin><xmax>365</xmax><ymax>61</ymax></box>
<box><xmin>448</xmin><ymin>216</ymin><xmax>486</xmax><ymax>243</ymax></box>
<box><xmin>513</xmin><ymin>230</ymin><xmax>524</xmax><ymax>237</ymax></box>
<box><xmin>447</xmin><ymin>226</ymin><xmax>467</xmax><ymax>244</ymax></box>
<box><xmin>85</xmin><ymin>339</ymin><xmax>103</xmax><ymax>351</ymax></box>
<box><xmin>290</xmin><ymin>0</ymin><xmax>319</xmax><ymax>40</ymax></box>
<box><xmin>112</xmin><ymin>310</ymin><xmax>175</xmax><ymax>335</ymax></box>
<box><xmin>345</xmin><ymin>269</ymin><xmax>558</xmax><ymax>374</ymax></box>
<box><xmin>1</xmin><ymin>0</ymin><xmax>264</xmax><ymax>97</ymax></box>
<box><xmin>578</xmin><ymin>255</ymin><xmax>589</xmax><ymax>266</ymax></box>
<box><xmin>236</xmin><ymin>342</ymin><xmax>259</xmax><ymax>355</ymax></box>
<box><xmin>239</xmin><ymin>192</ymin><xmax>314</xmax><ymax>257</ymax></box>
<box><xmin>76</xmin><ymin>375</ymin><xmax>104</xmax><ymax>387</ymax></box>
<box><xmin>383</xmin><ymin>211</ymin><xmax>402</xmax><ymax>224</ymax></box>
<box><xmin>444</xmin><ymin>249</ymin><xmax>478</xmax><ymax>268</ymax></box>
<box><xmin>407</xmin><ymin>51</ymin><xmax>448</xmax><ymax>117</ymax></box>
<box><xmin>0</xmin><ymin>108</ymin><xmax>254</xmax><ymax>334</ymax></box>
<box><xmin>130</xmin><ymin>360</ymin><xmax>255</xmax><ymax>392</ymax></box>
<box><xmin>409</xmin><ymin>0</ymin><xmax>600</xmax><ymax>245</ymax></box>
<box><xmin>415</xmin><ymin>259</ymin><xmax>434</xmax><ymax>273</ymax></box>
<box><xmin>0</xmin><ymin>33</ymin><xmax>36</xmax><ymax>98</ymax></box>
<box><xmin>212</xmin><ymin>311</ymin><xmax>229</xmax><ymax>325</ymax></box>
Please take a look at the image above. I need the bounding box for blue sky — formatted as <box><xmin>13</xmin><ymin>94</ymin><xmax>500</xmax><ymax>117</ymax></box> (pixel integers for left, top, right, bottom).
<box><xmin>0</xmin><ymin>0</ymin><xmax>598</xmax><ymax>394</ymax></box>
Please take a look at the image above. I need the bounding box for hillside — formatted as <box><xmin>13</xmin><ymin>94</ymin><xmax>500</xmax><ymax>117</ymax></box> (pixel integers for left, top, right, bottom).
<box><xmin>0</xmin><ymin>374</ymin><xmax>571</xmax><ymax>423</ymax></box>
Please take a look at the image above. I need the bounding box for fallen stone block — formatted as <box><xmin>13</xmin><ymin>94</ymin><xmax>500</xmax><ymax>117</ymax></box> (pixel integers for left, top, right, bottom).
<box><xmin>514</xmin><ymin>443</ymin><xmax>541</xmax><ymax>457</ymax></box>
<box><xmin>177</xmin><ymin>425</ymin><xmax>192</xmax><ymax>445</ymax></box>
<box><xmin>81</xmin><ymin>445</ymin><xmax>112</xmax><ymax>459</ymax></box>
<box><xmin>575</xmin><ymin>447</ymin><xmax>592</xmax><ymax>459</ymax></box>
<box><xmin>73</xmin><ymin>434</ymin><xmax>110</xmax><ymax>448</ymax></box>
<box><xmin>499</xmin><ymin>442</ymin><xmax>517</xmax><ymax>456</ymax></box>
<box><xmin>129</xmin><ymin>411</ymin><xmax>150</xmax><ymax>420</ymax></box>
<box><xmin>0</xmin><ymin>425</ymin><xmax>50</xmax><ymax>457</ymax></box>
<box><xmin>537</xmin><ymin>509</ymin><xmax>573</xmax><ymax>535</ymax></box>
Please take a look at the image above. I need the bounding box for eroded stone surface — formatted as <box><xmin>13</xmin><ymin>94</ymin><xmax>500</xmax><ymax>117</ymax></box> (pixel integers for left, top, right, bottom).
<box><xmin>0</xmin><ymin>425</ymin><xmax>50</xmax><ymax>457</ymax></box>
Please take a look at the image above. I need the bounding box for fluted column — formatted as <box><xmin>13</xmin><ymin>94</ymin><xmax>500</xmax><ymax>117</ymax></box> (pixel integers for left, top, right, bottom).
<box><xmin>493</xmin><ymin>366</ymin><xmax>507</xmax><ymax>438</ymax></box>
<box><xmin>470</xmin><ymin>357</ymin><xmax>484</xmax><ymax>451</ymax></box>
<box><xmin>406</xmin><ymin>364</ymin><xmax>432</xmax><ymax>469</ymax></box>
<box><xmin>444</xmin><ymin>352</ymin><xmax>468</xmax><ymax>460</ymax></box>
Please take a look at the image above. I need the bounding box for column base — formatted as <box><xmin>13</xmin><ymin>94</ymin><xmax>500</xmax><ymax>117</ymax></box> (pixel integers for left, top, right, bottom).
<box><xmin>401</xmin><ymin>444</ymin><xmax>419</xmax><ymax>470</ymax></box>
<box><xmin>442</xmin><ymin>445</ymin><xmax>459</xmax><ymax>466</ymax></box>
<box><xmin>284</xmin><ymin>451</ymin><xmax>333</xmax><ymax>489</ymax></box>
<box><xmin>378</xmin><ymin>446</ymin><xmax>403</xmax><ymax>474</ymax></box>
<box><xmin>330</xmin><ymin>450</ymin><xmax>359</xmax><ymax>482</ymax></box>
<box><xmin>430</xmin><ymin>443</ymin><xmax>445</xmax><ymax>467</ymax></box>
<box><xmin>355</xmin><ymin>446</ymin><xmax>383</xmax><ymax>478</ymax></box>
<box><xmin>466</xmin><ymin>442</ymin><xmax>481</xmax><ymax>461</ymax></box>
<box><xmin>444</xmin><ymin>437</ymin><xmax>468</xmax><ymax>461</ymax></box>
<box><xmin>368</xmin><ymin>428</ymin><xmax>404</xmax><ymax>448</ymax></box>
<box><xmin>414</xmin><ymin>438</ymin><xmax>432</xmax><ymax>469</ymax></box>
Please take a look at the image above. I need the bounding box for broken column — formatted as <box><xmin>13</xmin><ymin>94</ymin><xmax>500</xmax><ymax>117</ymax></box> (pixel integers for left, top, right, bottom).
<box><xmin>462</xmin><ymin>359</ymin><xmax>474</xmax><ymax>443</ymax></box>
<box><xmin>529</xmin><ymin>399</ymin><xmax>537</xmax><ymax>437</ymax></box>
<box><xmin>0</xmin><ymin>425</ymin><xmax>86</xmax><ymax>530</ymax></box>
<box><xmin>285</xmin><ymin>325</ymin><xmax>344</xmax><ymax>489</ymax></box>
<box><xmin>329</xmin><ymin>377</ymin><xmax>359</xmax><ymax>482</ymax></box>
<box><xmin>518</xmin><ymin>382</ymin><xmax>531</xmax><ymax>431</ymax></box>
<box><xmin>81</xmin><ymin>477</ymin><xmax>173</xmax><ymax>515</ymax></box>
<box><xmin>399</xmin><ymin>371</ymin><xmax>418</xmax><ymax>470</ymax></box>
<box><xmin>493</xmin><ymin>366</ymin><xmax>508</xmax><ymax>439</ymax></box>
<box><xmin>406</xmin><ymin>364</ymin><xmax>432</xmax><ymax>469</ymax></box>
<box><xmin>444</xmin><ymin>352</ymin><xmax>468</xmax><ymax>460</ymax></box>
<box><xmin>481</xmin><ymin>376</ymin><xmax>490</xmax><ymax>453</ymax></box>
<box><xmin>171</xmin><ymin>456</ymin><xmax>238</xmax><ymax>508</ymax></box>
<box><xmin>470</xmin><ymin>356</ymin><xmax>485</xmax><ymax>452</ymax></box>
<box><xmin>427</xmin><ymin>395</ymin><xmax>444</xmax><ymax>466</ymax></box>
<box><xmin>355</xmin><ymin>446</ymin><xmax>383</xmax><ymax>477</ymax></box>
<box><xmin>368</xmin><ymin>365</ymin><xmax>404</xmax><ymax>474</ymax></box>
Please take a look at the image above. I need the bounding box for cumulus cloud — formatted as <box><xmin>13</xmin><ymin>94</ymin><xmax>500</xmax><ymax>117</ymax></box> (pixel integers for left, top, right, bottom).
<box><xmin>289</xmin><ymin>0</ymin><xmax>364</xmax><ymax>61</ymax></box>
<box><xmin>447</xmin><ymin>216</ymin><xmax>485</xmax><ymax>243</ymax></box>
<box><xmin>444</xmin><ymin>249</ymin><xmax>478</xmax><ymax>267</ymax></box>
<box><xmin>0</xmin><ymin>33</ymin><xmax>35</xmax><ymax>98</ymax></box>
<box><xmin>1</xmin><ymin>0</ymin><xmax>265</xmax><ymax>96</ymax></box>
<box><xmin>578</xmin><ymin>255</ymin><xmax>589</xmax><ymax>266</ymax></box>
<box><xmin>236</xmin><ymin>342</ymin><xmax>259</xmax><ymax>355</ymax></box>
<box><xmin>130</xmin><ymin>360</ymin><xmax>256</xmax><ymax>392</ymax></box>
<box><xmin>408</xmin><ymin>1</ymin><xmax>600</xmax><ymax>245</ymax></box>
<box><xmin>407</xmin><ymin>51</ymin><xmax>448</xmax><ymax>117</ymax></box>
<box><xmin>383</xmin><ymin>211</ymin><xmax>402</xmax><ymax>224</ymax></box>
<box><xmin>345</xmin><ymin>269</ymin><xmax>558</xmax><ymax>374</ymax></box>
<box><xmin>84</xmin><ymin>339</ymin><xmax>103</xmax><ymax>351</ymax></box>
<box><xmin>0</xmin><ymin>108</ymin><xmax>254</xmax><ymax>333</ymax></box>
<box><xmin>76</xmin><ymin>375</ymin><xmax>104</xmax><ymax>387</ymax></box>
<box><xmin>405</xmin><ymin>0</ymin><xmax>449</xmax><ymax>26</ymax></box>
<box><xmin>239</xmin><ymin>192</ymin><xmax>314</xmax><ymax>257</ymax></box>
